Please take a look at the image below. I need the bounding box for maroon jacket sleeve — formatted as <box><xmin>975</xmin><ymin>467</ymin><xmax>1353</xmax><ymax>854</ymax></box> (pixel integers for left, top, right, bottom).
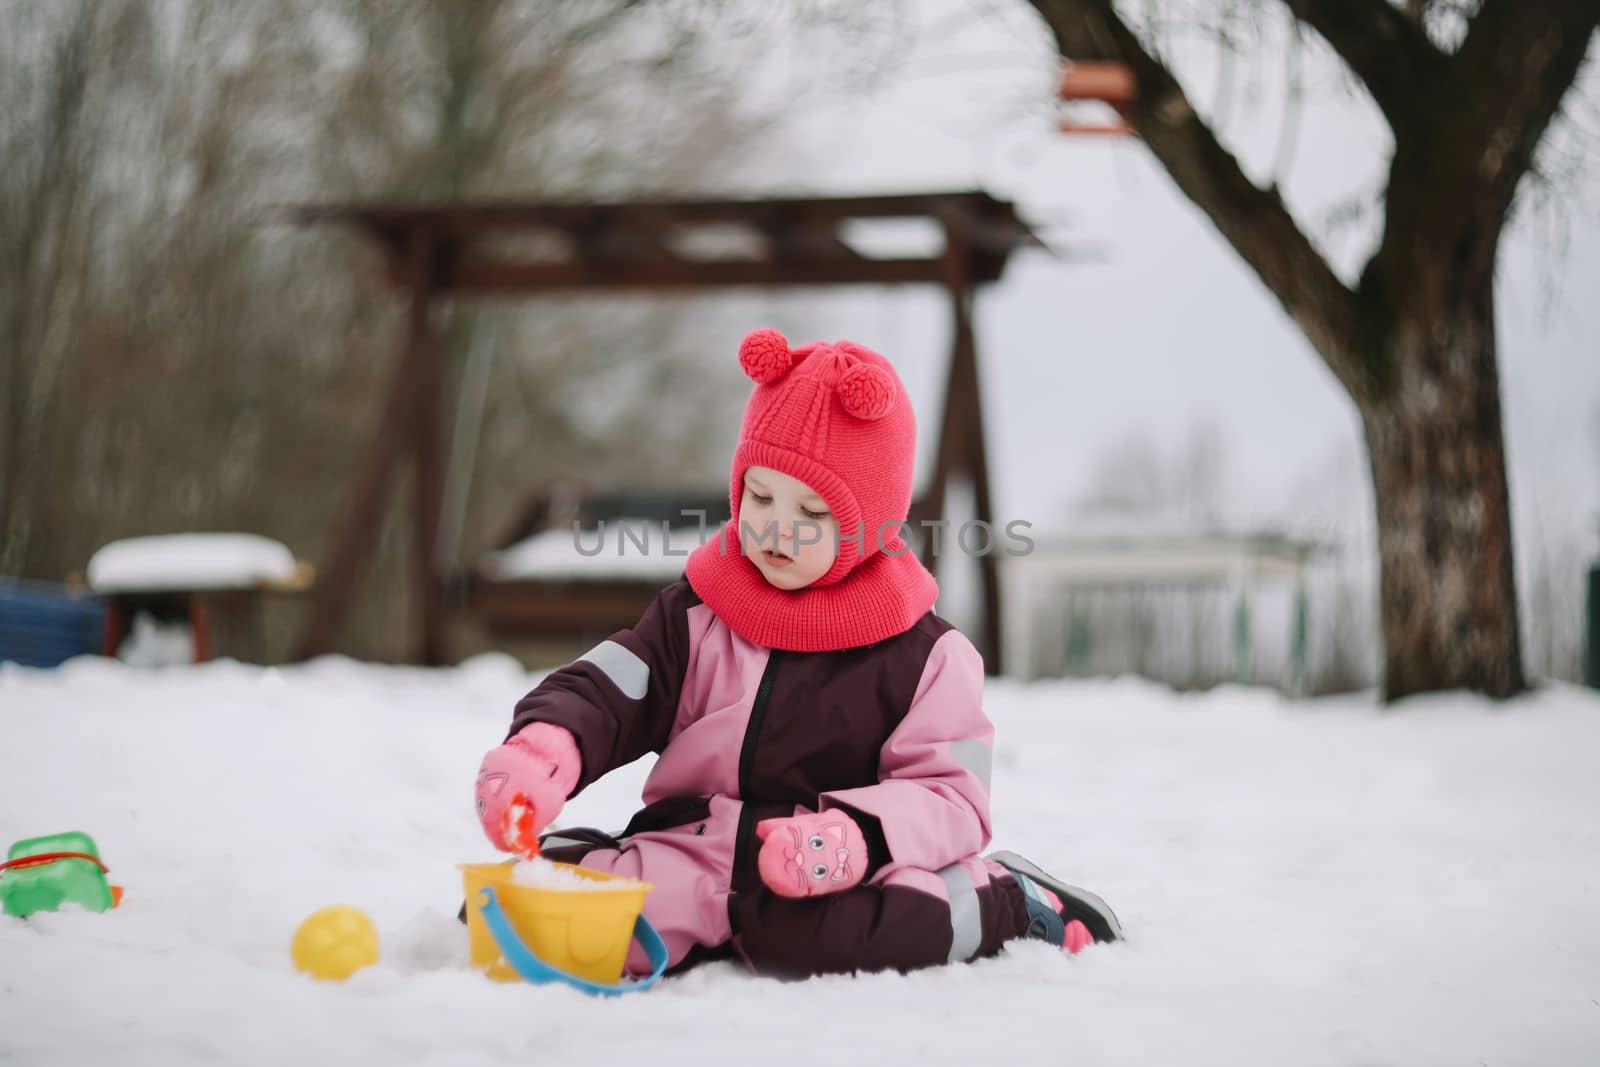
<box><xmin>506</xmin><ymin>577</ymin><xmax>697</xmax><ymax>797</ymax></box>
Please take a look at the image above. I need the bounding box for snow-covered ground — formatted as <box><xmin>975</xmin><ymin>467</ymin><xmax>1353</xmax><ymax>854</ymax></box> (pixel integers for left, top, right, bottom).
<box><xmin>3</xmin><ymin>654</ymin><xmax>1598</xmax><ymax>1066</ymax></box>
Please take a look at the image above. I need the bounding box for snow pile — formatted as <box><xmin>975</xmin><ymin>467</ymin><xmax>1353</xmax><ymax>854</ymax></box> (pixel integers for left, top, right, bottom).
<box><xmin>86</xmin><ymin>533</ymin><xmax>299</xmax><ymax>593</ymax></box>
<box><xmin>510</xmin><ymin>857</ymin><xmax>640</xmax><ymax>891</ymax></box>
<box><xmin>115</xmin><ymin>613</ymin><xmax>195</xmax><ymax>667</ymax></box>
<box><xmin>3</xmin><ymin>653</ymin><xmax>1599</xmax><ymax>1066</ymax></box>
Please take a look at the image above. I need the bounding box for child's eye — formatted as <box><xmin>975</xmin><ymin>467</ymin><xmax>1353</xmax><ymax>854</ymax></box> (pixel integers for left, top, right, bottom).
<box><xmin>747</xmin><ymin>490</ymin><xmax>771</xmax><ymax>505</ymax></box>
<box><xmin>801</xmin><ymin>506</ymin><xmax>830</xmax><ymax>520</ymax></box>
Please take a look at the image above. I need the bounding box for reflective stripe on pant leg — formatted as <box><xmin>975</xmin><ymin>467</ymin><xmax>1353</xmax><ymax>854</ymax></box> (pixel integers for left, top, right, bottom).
<box><xmin>730</xmin><ymin>864</ymin><xmax>1028</xmax><ymax>977</ymax></box>
<box><xmin>937</xmin><ymin>862</ymin><xmax>983</xmax><ymax>963</ymax></box>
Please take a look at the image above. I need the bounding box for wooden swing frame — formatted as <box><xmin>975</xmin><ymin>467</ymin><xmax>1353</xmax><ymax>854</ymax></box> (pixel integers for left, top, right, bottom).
<box><xmin>290</xmin><ymin>191</ymin><xmax>1044</xmax><ymax>673</ymax></box>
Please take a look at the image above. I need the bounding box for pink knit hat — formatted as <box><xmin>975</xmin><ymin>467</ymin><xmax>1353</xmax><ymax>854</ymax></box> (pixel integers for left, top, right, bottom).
<box><xmin>684</xmin><ymin>328</ymin><xmax>939</xmax><ymax>652</ymax></box>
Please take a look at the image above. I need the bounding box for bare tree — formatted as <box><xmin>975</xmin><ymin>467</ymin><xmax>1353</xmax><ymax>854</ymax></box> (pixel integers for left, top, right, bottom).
<box><xmin>0</xmin><ymin>2</ymin><xmax>106</xmax><ymax>575</ymax></box>
<box><xmin>1028</xmin><ymin>0</ymin><xmax>1599</xmax><ymax>700</ymax></box>
<box><xmin>0</xmin><ymin>0</ymin><xmax>789</xmax><ymax>661</ymax></box>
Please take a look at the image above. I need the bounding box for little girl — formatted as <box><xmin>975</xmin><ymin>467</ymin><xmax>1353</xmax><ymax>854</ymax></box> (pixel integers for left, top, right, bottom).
<box><xmin>474</xmin><ymin>328</ymin><xmax>1122</xmax><ymax>979</ymax></box>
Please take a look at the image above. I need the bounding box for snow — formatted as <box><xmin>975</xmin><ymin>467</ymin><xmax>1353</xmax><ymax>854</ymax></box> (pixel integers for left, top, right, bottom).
<box><xmin>3</xmin><ymin>653</ymin><xmax>1599</xmax><ymax>1066</ymax></box>
<box><xmin>114</xmin><ymin>614</ymin><xmax>196</xmax><ymax>668</ymax></box>
<box><xmin>86</xmin><ymin>533</ymin><xmax>299</xmax><ymax>594</ymax></box>
<box><xmin>509</xmin><ymin>857</ymin><xmax>639</xmax><ymax>891</ymax></box>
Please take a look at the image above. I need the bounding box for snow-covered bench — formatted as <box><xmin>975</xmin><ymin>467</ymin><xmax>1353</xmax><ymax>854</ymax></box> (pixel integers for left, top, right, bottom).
<box><xmin>461</xmin><ymin>485</ymin><xmax>729</xmax><ymax>649</ymax></box>
<box><xmin>86</xmin><ymin>534</ymin><xmax>314</xmax><ymax>665</ymax></box>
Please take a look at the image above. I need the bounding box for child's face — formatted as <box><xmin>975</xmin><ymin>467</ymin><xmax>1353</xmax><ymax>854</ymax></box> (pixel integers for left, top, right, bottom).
<box><xmin>740</xmin><ymin>465</ymin><xmax>839</xmax><ymax>590</ymax></box>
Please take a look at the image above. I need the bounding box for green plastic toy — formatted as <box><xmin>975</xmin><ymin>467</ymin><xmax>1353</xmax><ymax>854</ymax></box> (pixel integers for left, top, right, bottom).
<box><xmin>0</xmin><ymin>831</ymin><xmax>123</xmax><ymax>918</ymax></box>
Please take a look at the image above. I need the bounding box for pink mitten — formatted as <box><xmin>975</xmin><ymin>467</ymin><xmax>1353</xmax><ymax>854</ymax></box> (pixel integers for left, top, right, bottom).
<box><xmin>754</xmin><ymin>811</ymin><xmax>868</xmax><ymax>898</ymax></box>
<box><xmin>474</xmin><ymin>722</ymin><xmax>581</xmax><ymax>855</ymax></box>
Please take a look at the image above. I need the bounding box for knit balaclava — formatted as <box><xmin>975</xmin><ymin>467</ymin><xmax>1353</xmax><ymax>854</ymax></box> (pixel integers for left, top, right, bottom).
<box><xmin>684</xmin><ymin>328</ymin><xmax>939</xmax><ymax>652</ymax></box>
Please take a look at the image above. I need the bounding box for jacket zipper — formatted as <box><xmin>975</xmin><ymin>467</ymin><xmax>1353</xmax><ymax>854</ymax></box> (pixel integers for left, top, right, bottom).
<box><xmin>732</xmin><ymin>649</ymin><xmax>785</xmax><ymax>884</ymax></box>
<box><xmin>738</xmin><ymin>648</ymin><xmax>784</xmax><ymax>799</ymax></box>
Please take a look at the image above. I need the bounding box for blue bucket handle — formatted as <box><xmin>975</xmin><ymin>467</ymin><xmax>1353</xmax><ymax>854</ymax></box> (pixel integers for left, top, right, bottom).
<box><xmin>476</xmin><ymin>886</ymin><xmax>669</xmax><ymax>996</ymax></box>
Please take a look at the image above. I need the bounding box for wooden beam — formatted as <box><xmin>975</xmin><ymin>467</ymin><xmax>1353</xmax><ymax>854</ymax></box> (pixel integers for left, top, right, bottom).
<box><xmin>938</xmin><ymin>235</ymin><xmax>1003</xmax><ymax>676</ymax></box>
<box><xmin>770</xmin><ymin>226</ymin><xmax>868</xmax><ymax>263</ymax></box>
<box><xmin>761</xmin><ymin>203</ymin><xmax>869</xmax><ymax>264</ymax></box>
<box><xmin>284</xmin><ymin>188</ymin><xmax>1041</xmax><ymax>661</ymax></box>
<box><xmin>462</xmin><ymin>576</ymin><xmax>665</xmax><ymax>635</ymax></box>
<box><xmin>297</xmin><ymin>191</ymin><xmax>1038</xmax><ymax>296</ymax></box>
<box><xmin>437</xmin><ymin>256</ymin><xmax>992</xmax><ymax>292</ymax></box>
<box><xmin>297</xmin><ymin>232</ymin><xmax>438</xmax><ymax>660</ymax></box>
<box><xmin>292</xmin><ymin>191</ymin><xmax>1019</xmax><ymax>236</ymax></box>
<box><xmin>409</xmin><ymin>254</ymin><xmax>449</xmax><ymax>666</ymax></box>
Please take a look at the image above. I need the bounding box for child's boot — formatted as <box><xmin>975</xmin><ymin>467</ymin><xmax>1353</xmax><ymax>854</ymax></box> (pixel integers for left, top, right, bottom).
<box><xmin>987</xmin><ymin>850</ymin><xmax>1124</xmax><ymax>951</ymax></box>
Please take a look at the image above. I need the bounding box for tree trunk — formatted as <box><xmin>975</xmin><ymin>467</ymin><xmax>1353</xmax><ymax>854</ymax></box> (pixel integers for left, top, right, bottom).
<box><xmin>1361</xmin><ymin>296</ymin><xmax>1525</xmax><ymax>700</ymax></box>
<box><xmin>1024</xmin><ymin>0</ymin><xmax>1594</xmax><ymax>701</ymax></box>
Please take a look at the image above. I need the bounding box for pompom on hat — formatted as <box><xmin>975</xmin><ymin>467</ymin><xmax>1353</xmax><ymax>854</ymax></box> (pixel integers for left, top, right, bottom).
<box><xmin>685</xmin><ymin>328</ymin><xmax>939</xmax><ymax>652</ymax></box>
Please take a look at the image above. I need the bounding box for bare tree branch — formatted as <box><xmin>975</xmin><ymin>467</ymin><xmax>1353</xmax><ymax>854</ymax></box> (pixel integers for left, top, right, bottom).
<box><xmin>1366</xmin><ymin>0</ymin><xmax>1597</xmax><ymax>310</ymax></box>
<box><xmin>1030</xmin><ymin>0</ymin><xmax>1373</xmax><ymax>399</ymax></box>
<box><xmin>1442</xmin><ymin>0</ymin><xmax>1600</xmax><ymax>225</ymax></box>
<box><xmin>1280</xmin><ymin>0</ymin><xmax>1446</xmax><ymax>133</ymax></box>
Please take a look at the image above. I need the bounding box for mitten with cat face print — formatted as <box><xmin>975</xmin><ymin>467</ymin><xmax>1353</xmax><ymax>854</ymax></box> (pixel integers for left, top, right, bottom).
<box><xmin>754</xmin><ymin>811</ymin><xmax>868</xmax><ymax>898</ymax></box>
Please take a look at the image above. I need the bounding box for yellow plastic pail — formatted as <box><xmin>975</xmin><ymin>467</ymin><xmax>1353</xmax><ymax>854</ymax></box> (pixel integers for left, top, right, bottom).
<box><xmin>460</xmin><ymin>862</ymin><xmax>652</xmax><ymax>985</ymax></box>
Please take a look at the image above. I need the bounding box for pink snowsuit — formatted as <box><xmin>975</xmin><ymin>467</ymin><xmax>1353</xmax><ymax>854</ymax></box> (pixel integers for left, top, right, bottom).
<box><xmin>508</xmin><ymin>576</ymin><xmax>1031</xmax><ymax>978</ymax></box>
